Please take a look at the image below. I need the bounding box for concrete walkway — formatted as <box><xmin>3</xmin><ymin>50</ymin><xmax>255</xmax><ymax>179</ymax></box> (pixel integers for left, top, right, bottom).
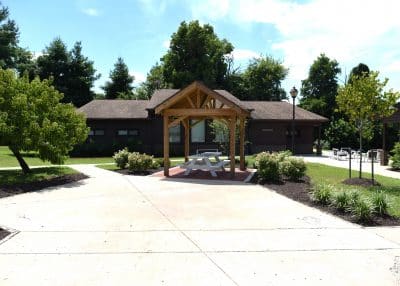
<box><xmin>0</xmin><ymin>165</ymin><xmax>399</xmax><ymax>285</ymax></box>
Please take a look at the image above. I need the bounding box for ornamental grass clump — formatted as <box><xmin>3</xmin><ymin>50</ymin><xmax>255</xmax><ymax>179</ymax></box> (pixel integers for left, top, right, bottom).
<box><xmin>332</xmin><ymin>191</ymin><xmax>351</xmax><ymax>212</ymax></box>
<box><xmin>351</xmin><ymin>199</ymin><xmax>373</xmax><ymax>222</ymax></box>
<box><xmin>113</xmin><ymin>148</ymin><xmax>130</xmax><ymax>169</ymax></box>
<box><xmin>371</xmin><ymin>191</ymin><xmax>390</xmax><ymax>216</ymax></box>
<box><xmin>280</xmin><ymin>157</ymin><xmax>306</xmax><ymax>181</ymax></box>
<box><xmin>254</xmin><ymin>152</ymin><xmax>280</xmax><ymax>182</ymax></box>
<box><xmin>310</xmin><ymin>183</ymin><xmax>333</xmax><ymax>205</ymax></box>
<box><xmin>127</xmin><ymin>152</ymin><xmax>154</xmax><ymax>172</ymax></box>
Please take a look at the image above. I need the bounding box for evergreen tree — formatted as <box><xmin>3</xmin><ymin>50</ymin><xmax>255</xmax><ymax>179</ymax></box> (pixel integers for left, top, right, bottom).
<box><xmin>299</xmin><ymin>54</ymin><xmax>341</xmax><ymax>119</ymax></box>
<box><xmin>0</xmin><ymin>4</ymin><xmax>18</xmax><ymax>69</ymax></box>
<box><xmin>102</xmin><ymin>57</ymin><xmax>134</xmax><ymax>99</ymax></box>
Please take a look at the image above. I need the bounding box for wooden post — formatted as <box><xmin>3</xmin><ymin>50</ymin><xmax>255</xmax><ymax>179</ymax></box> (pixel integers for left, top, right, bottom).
<box><xmin>382</xmin><ymin>123</ymin><xmax>388</xmax><ymax>165</ymax></box>
<box><xmin>183</xmin><ymin>118</ymin><xmax>189</xmax><ymax>162</ymax></box>
<box><xmin>229</xmin><ymin>116</ymin><xmax>236</xmax><ymax>179</ymax></box>
<box><xmin>239</xmin><ymin>117</ymin><xmax>245</xmax><ymax>171</ymax></box>
<box><xmin>163</xmin><ymin>114</ymin><xmax>170</xmax><ymax>176</ymax></box>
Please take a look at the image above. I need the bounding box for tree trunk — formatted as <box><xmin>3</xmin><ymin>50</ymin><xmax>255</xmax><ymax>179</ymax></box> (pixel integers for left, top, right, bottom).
<box><xmin>10</xmin><ymin>148</ymin><xmax>31</xmax><ymax>174</ymax></box>
<box><xmin>359</xmin><ymin>123</ymin><xmax>362</xmax><ymax>179</ymax></box>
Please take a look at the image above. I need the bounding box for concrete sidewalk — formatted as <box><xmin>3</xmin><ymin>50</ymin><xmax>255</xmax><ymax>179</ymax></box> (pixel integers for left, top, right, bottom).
<box><xmin>0</xmin><ymin>165</ymin><xmax>399</xmax><ymax>285</ymax></box>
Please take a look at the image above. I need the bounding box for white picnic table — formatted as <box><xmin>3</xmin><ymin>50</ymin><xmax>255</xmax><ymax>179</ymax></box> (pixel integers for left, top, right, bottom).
<box><xmin>180</xmin><ymin>151</ymin><xmax>230</xmax><ymax>177</ymax></box>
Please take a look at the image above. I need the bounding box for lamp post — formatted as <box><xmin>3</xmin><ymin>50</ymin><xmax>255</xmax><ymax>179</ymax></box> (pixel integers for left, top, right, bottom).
<box><xmin>290</xmin><ymin>86</ymin><xmax>298</xmax><ymax>154</ymax></box>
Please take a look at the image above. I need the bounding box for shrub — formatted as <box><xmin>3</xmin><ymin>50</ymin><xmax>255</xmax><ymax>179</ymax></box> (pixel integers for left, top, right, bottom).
<box><xmin>276</xmin><ymin>150</ymin><xmax>292</xmax><ymax>162</ymax></box>
<box><xmin>113</xmin><ymin>148</ymin><xmax>130</xmax><ymax>169</ymax></box>
<box><xmin>127</xmin><ymin>152</ymin><xmax>154</xmax><ymax>172</ymax></box>
<box><xmin>371</xmin><ymin>191</ymin><xmax>389</xmax><ymax>216</ymax></box>
<box><xmin>310</xmin><ymin>183</ymin><xmax>333</xmax><ymax>205</ymax></box>
<box><xmin>332</xmin><ymin>191</ymin><xmax>351</xmax><ymax>212</ymax></box>
<box><xmin>391</xmin><ymin>142</ymin><xmax>400</xmax><ymax>170</ymax></box>
<box><xmin>280</xmin><ymin>157</ymin><xmax>306</xmax><ymax>181</ymax></box>
<box><xmin>351</xmin><ymin>199</ymin><xmax>373</xmax><ymax>222</ymax></box>
<box><xmin>254</xmin><ymin>152</ymin><xmax>280</xmax><ymax>181</ymax></box>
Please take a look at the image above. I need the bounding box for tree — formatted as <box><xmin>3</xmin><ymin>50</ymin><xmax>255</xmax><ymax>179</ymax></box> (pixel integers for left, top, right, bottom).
<box><xmin>337</xmin><ymin>71</ymin><xmax>400</xmax><ymax>178</ymax></box>
<box><xmin>161</xmin><ymin>20</ymin><xmax>233</xmax><ymax>89</ymax></box>
<box><xmin>0</xmin><ymin>4</ymin><xmax>19</xmax><ymax>69</ymax></box>
<box><xmin>135</xmin><ymin>63</ymin><xmax>169</xmax><ymax>99</ymax></box>
<box><xmin>299</xmin><ymin>54</ymin><xmax>341</xmax><ymax>119</ymax></box>
<box><xmin>0</xmin><ymin>69</ymin><xmax>88</xmax><ymax>174</ymax></box>
<box><xmin>102</xmin><ymin>57</ymin><xmax>134</xmax><ymax>99</ymax></box>
<box><xmin>241</xmin><ymin>56</ymin><xmax>288</xmax><ymax>100</ymax></box>
<box><xmin>348</xmin><ymin>63</ymin><xmax>370</xmax><ymax>84</ymax></box>
<box><xmin>37</xmin><ymin>39</ymin><xmax>99</xmax><ymax>107</ymax></box>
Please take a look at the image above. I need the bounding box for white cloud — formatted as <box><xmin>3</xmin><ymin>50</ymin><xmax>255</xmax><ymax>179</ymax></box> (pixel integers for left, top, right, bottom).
<box><xmin>82</xmin><ymin>8</ymin><xmax>100</xmax><ymax>16</ymax></box>
<box><xmin>230</xmin><ymin>49</ymin><xmax>260</xmax><ymax>60</ymax></box>
<box><xmin>131</xmin><ymin>71</ymin><xmax>146</xmax><ymax>84</ymax></box>
<box><xmin>162</xmin><ymin>40</ymin><xmax>170</xmax><ymax>49</ymax></box>
<box><xmin>138</xmin><ymin>0</ymin><xmax>168</xmax><ymax>15</ymax></box>
<box><xmin>187</xmin><ymin>0</ymin><xmax>400</xmax><ymax>91</ymax></box>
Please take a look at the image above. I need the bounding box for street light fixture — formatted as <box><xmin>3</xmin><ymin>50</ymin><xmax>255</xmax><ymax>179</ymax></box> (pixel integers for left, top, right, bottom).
<box><xmin>290</xmin><ymin>86</ymin><xmax>298</xmax><ymax>154</ymax></box>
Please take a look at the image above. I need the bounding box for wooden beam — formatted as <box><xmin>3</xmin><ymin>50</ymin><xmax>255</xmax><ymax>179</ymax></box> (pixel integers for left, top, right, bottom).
<box><xmin>186</xmin><ymin>96</ymin><xmax>195</xmax><ymax>108</ymax></box>
<box><xmin>219</xmin><ymin>103</ymin><xmax>225</xmax><ymax>109</ymax></box>
<box><xmin>229</xmin><ymin>116</ymin><xmax>236</xmax><ymax>179</ymax></box>
<box><xmin>200</xmin><ymin>94</ymin><xmax>211</xmax><ymax>108</ymax></box>
<box><xmin>168</xmin><ymin>116</ymin><xmax>187</xmax><ymax>128</ymax></box>
<box><xmin>184</xmin><ymin>118</ymin><xmax>190</xmax><ymax>162</ymax></box>
<box><xmin>163</xmin><ymin>114</ymin><xmax>170</xmax><ymax>176</ymax></box>
<box><xmin>239</xmin><ymin>117</ymin><xmax>245</xmax><ymax>171</ymax></box>
<box><xmin>164</xmin><ymin>108</ymin><xmax>236</xmax><ymax>117</ymax></box>
<box><xmin>196</xmin><ymin>89</ymin><xmax>201</xmax><ymax>108</ymax></box>
<box><xmin>190</xmin><ymin>119</ymin><xmax>203</xmax><ymax>128</ymax></box>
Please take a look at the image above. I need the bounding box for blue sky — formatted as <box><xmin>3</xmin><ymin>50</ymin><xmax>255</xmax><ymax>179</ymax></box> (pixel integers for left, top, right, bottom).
<box><xmin>5</xmin><ymin>0</ymin><xmax>400</xmax><ymax>96</ymax></box>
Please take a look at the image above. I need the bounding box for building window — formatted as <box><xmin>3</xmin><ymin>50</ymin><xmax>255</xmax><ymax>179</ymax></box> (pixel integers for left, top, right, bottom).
<box><xmin>286</xmin><ymin>129</ymin><xmax>301</xmax><ymax>137</ymax></box>
<box><xmin>169</xmin><ymin>125</ymin><xmax>181</xmax><ymax>143</ymax></box>
<box><xmin>191</xmin><ymin>120</ymin><xmax>205</xmax><ymax>143</ymax></box>
<box><xmin>117</xmin><ymin>129</ymin><xmax>139</xmax><ymax>136</ymax></box>
<box><xmin>89</xmin><ymin>129</ymin><xmax>105</xmax><ymax>136</ymax></box>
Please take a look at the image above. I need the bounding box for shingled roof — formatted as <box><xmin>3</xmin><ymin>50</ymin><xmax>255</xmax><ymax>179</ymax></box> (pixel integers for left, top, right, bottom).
<box><xmin>383</xmin><ymin>103</ymin><xmax>400</xmax><ymax>123</ymax></box>
<box><xmin>79</xmin><ymin>88</ymin><xmax>327</xmax><ymax>123</ymax></box>
<box><xmin>79</xmin><ymin>100</ymin><xmax>149</xmax><ymax>119</ymax></box>
<box><xmin>243</xmin><ymin>101</ymin><xmax>328</xmax><ymax>122</ymax></box>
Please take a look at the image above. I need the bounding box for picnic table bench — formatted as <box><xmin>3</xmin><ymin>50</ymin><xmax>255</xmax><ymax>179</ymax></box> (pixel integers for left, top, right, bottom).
<box><xmin>180</xmin><ymin>151</ymin><xmax>230</xmax><ymax>177</ymax></box>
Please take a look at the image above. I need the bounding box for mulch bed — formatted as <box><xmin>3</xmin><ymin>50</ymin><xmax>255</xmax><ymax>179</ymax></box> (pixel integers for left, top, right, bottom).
<box><xmin>251</xmin><ymin>172</ymin><xmax>400</xmax><ymax>226</ymax></box>
<box><xmin>114</xmin><ymin>168</ymin><xmax>163</xmax><ymax>176</ymax></box>
<box><xmin>342</xmin><ymin>177</ymin><xmax>381</xmax><ymax>187</ymax></box>
<box><xmin>0</xmin><ymin>173</ymin><xmax>88</xmax><ymax>196</ymax></box>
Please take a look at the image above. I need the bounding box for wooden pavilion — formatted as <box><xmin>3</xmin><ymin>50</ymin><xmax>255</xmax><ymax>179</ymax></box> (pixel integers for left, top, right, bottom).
<box><xmin>154</xmin><ymin>81</ymin><xmax>251</xmax><ymax>178</ymax></box>
<box><xmin>382</xmin><ymin>103</ymin><xmax>400</xmax><ymax>165</ymax></box>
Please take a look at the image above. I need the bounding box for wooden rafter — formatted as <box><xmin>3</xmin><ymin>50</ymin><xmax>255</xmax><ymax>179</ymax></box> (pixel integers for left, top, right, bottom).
<box><xmin>196</xmin><ymin>89</ymin><xmax>201</xmax><ymax>108</ymax></box>
<box><xmin>168</xmin><ymin>116</ymin><xmax>188</xmax><ymax>128</ymax></box>
<box><xmin>186</xmin><ymin>96</ymin><xmax>195</xmax><ymax>108</ymax></box>
<box><xmin>200</xmin><ymin>94</ymin><xmax>211</xmax><ymax>108</ymax></box>
<box><xmin>164</xmin><ymin>108</ymin><xmax>236</xmax><ymax>117</ymax></box>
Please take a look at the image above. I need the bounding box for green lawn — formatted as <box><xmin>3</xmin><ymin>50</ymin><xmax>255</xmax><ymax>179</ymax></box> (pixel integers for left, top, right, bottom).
<box><xmin>0</xmin><ymin>167</ymin><xmax>77</xmax><ymax>186</ymax></box>
<box><xmin>0</xmin><ymin>146</ymin><xmax>114</xmax><ymax>168</ymax></box>
<box><xmin>307</xmin><ymin>163</ymin><xmax>400</xmax><ymax>217</ymax></box>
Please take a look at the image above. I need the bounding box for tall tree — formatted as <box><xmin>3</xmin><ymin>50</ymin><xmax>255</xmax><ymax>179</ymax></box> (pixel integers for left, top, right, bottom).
<box><xmin>68</xmin><ymin>42</ymin><xmax>100</xmax><ymax>106</ymax></box>
<box><xmin>299</xmin><ymin>54</ymin><xmax>341</xmax><ymax>119</ymax></box>
<box><xmin>37</xmin><ymin>39</ymin><xmax>99</xmax><ymax>107</ymax></box>
<box><xmin>348</xmin><ymin>63</ymin><xmax>370</xmax><ymax>84</ymax></box>
<box><xmin>0</xmin><ymin>69</ymin><xmax>88</xmax><ymax>174</ymax></box>
<box><xmin>241</xmin><ymin>56</ymin><xmax>288</xmax><ymax>101</ymax></box>
<box><xmin>0</xmin><ymin>4</ymin><xmax>18</xmax><ymax>69</ymax></box>
<box><xmin>161</xmin><ymin>20</ymin><xmax>233</xmax><ymax>89</ymax></box>
<box><xmin>135</xmin><ymin>62</ymin><xmax>169</xmax><ymax>99</ymax></box>
<box><xmin>337</xmin><ymin>71</ymin><xmax>399</xmax><ymax>178</ymax></box>
<box><xmin>102</xmin><ymin>57</ymin><xmax>134</xmax><ymax>99</ymax></box>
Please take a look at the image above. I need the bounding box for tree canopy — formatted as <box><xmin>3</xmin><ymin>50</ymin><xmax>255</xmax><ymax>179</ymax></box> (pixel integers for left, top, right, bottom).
<box><xmin>37</xmin><ymin>39</ymin><xmax>99</xmax><ymax>107</ymax></box>
<box><xmin>299</xmin><ymin>53</ymin><xmax>341</xmax><ymax>119</ymax></box>
<box><xmin>161</xmin><ymin>20</ymin><xmax>233</xmax><ymax>89</ymax></box>
<box><xmin>241</xmin><ymin>56</ymin><xmax>288</xmax><ymax>100</ymax></box>
<box><xmin>337</xmin><ymin>71</ymin><xmax>400</xmax><ymax>177</ymax></box>
<box><xmin>0</xmin><ymin>69</ymin><xmax>88</xmax><ymax>173</ymax></box>
<box><xmin>348</xmin><ymin>63</ymin><xmax>370</xmax><ymax>84</ymax></box>
<box><xmin>102</xmin><ymin>57</ymin><xmax>134</xmax><ymax>99</ymax></box>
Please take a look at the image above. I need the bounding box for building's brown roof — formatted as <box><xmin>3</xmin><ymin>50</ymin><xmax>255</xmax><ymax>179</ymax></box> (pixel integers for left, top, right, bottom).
<box><xmin>243</xmin><ymin>101</ymin><xmax>328</xmax><ymax>122</ymax></box>
<box><xmin>147</xmin><ymin>89</ymin><xmax>179</xmax><ymax>110</ymax></box>
<box><xmin>79</xmin><ymin>88</ymin><xmax>327</xmax><ymax>123</ymax></box>
<box><xmin>78</xmin><ymin>100</ymin><xmax>149</xmax><ymax>119</ymax></box>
